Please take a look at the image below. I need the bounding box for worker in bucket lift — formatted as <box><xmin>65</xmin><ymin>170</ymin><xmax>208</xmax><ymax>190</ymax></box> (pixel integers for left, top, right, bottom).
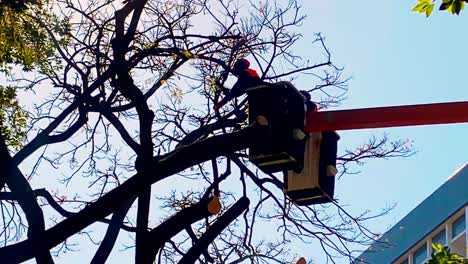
<box><xmin>300</xmin><ymin>90</ymin><xmax>318</xmax><ymax>139</ymax></box>
<box><xmin>213</xmin><ymin>59</ymin><xmax>264</xmax><ymax>111</ymax></box>
<box><xmin>300</xmin><ymin>90</ymin><xmax>318</xmax><ymax>113</ymax></box>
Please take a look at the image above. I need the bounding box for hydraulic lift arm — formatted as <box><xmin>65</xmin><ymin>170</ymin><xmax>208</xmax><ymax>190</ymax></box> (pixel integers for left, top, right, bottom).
<box><xmin>245</xmin><ymin>82</ymin><xmax>468</xmax><ymax>206</ymax></box>
<box><xmin>305</xmin><ymin>101</ymin><xmax>468</xmax><ymax>132</ymax></box>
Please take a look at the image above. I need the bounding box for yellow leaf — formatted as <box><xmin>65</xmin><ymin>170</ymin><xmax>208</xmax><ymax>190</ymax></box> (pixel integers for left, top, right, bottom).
<box><xmin>182</xmin><ymin>50</ymin><xmax>193</xmax><ymax>58</ymax></box>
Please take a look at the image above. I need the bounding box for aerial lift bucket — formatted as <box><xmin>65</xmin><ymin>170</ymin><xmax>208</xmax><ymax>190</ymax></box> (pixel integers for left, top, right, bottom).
<box><xmin>285</xmin><ymin>131</ymin><xmax>340</xmax><ymax>205</ymax></box>
<box><xmin>246</xmin><ymin>81</ymin><xmax>306</xmax><ymax>173</ymax></box>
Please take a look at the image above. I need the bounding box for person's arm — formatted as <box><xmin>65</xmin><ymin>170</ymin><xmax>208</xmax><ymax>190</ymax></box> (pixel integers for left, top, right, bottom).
<box><xmin>214</xmin><ymin>78</ymin><xmax>245</xmax><ymax>110</ymax></box>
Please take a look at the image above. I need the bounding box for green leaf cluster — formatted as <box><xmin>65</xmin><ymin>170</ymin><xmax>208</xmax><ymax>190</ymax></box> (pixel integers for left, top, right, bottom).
<box><xmin>0</xmin><ymin>0</ymin><xmax>41</xmax><ymax>13</ymax></box>
<box><xmin>427</xmin><ymin>243</ymin><xmax>468</xmax><ymax>264</ymax></box>
<box><xmin>412</xmin><ymin>0</ymin><xmax>468</xmax><ymax>16</ymax></box>
<box><xmin>0</xmin><ymin>1</ymin><xmax>69</xmax><ymax>74</ymax></box>
<box><xmin>0</xmin><ymin>86</ymin><xmax>28</xmax><ymax>150</ymax></box>
<box><xmin>412</xmin><ymin>0</ymin><xmax>435</xmax><ymax>17</ymax></box>
<box><xmin>0</xmin><ymin>1</ymin><xmax>69</xmax><ymax>149</ymax></box>
<box><xmin>439</xmin><ymin>0</ymin><xmax>465</xmax><ymax>15</ymax></box>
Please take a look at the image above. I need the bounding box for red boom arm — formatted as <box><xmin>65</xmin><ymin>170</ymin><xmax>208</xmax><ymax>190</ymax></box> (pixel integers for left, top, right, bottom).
<box><xmin>305</xmin><ymin>101</ymin><xmax>468</xmax><ymax>132</ymax></box>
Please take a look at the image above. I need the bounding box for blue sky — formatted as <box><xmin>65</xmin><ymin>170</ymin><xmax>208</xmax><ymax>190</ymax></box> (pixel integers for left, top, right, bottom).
<box><xmin>298</xmin><ymin>1</ymin><xmax>468</xmax><ymax>262</ymax></box>
<box><xmin>14</xmin><ymin>1</ymin><xmax>468</xmax><ymax>263</ymax></box>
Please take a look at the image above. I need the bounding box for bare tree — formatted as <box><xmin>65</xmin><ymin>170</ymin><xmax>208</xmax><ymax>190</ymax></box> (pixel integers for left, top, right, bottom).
<box><xmin>0</xmin><ymin>0</ymin><xmax>414</xmax><ymax>263</ymax></box>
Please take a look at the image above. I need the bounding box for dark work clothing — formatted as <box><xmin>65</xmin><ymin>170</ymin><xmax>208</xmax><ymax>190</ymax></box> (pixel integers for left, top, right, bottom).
<box><xmin>299</xmin><ymin>90</ymin><xmax>317</xmax><ymax>113</ymax></box>
<box><xmin>305</xmin><ymin>101</ymin><xmax>318</xmax><ymax>113</ymax></box>
<box><xmin>218</xmin><ymin>68</ymin><xmax>263</xmax><ymax>107</ymax></box>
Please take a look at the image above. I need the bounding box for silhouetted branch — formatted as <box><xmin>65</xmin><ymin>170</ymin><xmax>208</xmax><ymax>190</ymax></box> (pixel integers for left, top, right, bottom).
<box><xmin>0</xmin><ymin>133</ymin><xmax>53</xmax><ymax>263</ymax></box>
<box><xmin>0</xmin><ymin>189</ymin><xmax>137</xmax><ymax>232</ymax></box>
<box><xmin>0</xmin><ymin>125</ymin><xmax>261</xmax><ymax>263</ymax></box>
<box><xmin>178</xmin><ymin>197</ymin><xmax>250</xmax><ymax>264</ymax></box>
<box><xmin>91</xmin><ymin>198</ymin><xmax>134</xmax><ymax>264</ymax></box>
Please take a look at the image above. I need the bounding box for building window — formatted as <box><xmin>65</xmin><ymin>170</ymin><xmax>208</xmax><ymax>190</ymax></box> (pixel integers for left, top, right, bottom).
<box><xmin>452</xmin><ymin>213</ymin><xmax>465</xmax><ymax>239</ymax></box>
<box><xmin>413</xmin><ymin>244</ymin><xmax>427</xmax><ymax>264</ymax></box>
<box><xmin>432</xmin><ymin>228</ymin><xmax>446</xmax><ymax>245</ymax></box>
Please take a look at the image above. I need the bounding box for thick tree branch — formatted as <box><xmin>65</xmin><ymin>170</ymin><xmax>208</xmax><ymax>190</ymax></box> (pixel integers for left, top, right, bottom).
<box><xmin>177</xmin><ymin>118</ymin><xmax>243</xmax><ymax>148</ymax></box>
<box><xmin>0</xmin><ymin>125</ymin><xmax>261</xmax><ymax>263</ymax></box>
<box><xmin>178</xmin><ymin>197</ymin><xmax>250</xmax><ymax>264</ymax></box>
<box><xmin>0</xmin><ymin>189</ymin><xmax>137</xmax><ymax>232</ymax></box>
<box><xmin>186</xmin><ymin>227</ymin><xmax>215</xmax><ymax>263</ymax></box>
<box><xmin>147</xmin><ymin>196</ymin><xmax>213</xmax><ymax>260</ymax></box>
<box><xmin>0</xmin><ymin>133</ymin><xmax>53</xmax><ymax>263</ymax></box>
<box><xmin>113</xmin><ymin>4</ymin><xmax>155</xmax><ymax>260</ymax></box>
<box><xmin>90</xmin><ymin>198</ymin><xmax>134</xmax><ymax>264</ymax></box>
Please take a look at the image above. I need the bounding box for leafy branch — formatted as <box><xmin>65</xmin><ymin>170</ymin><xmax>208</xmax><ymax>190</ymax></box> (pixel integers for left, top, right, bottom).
<box><xmin>412</xmin><ymin>0</ymin><xmax>468</xmax><ymax>17</ymax></box>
